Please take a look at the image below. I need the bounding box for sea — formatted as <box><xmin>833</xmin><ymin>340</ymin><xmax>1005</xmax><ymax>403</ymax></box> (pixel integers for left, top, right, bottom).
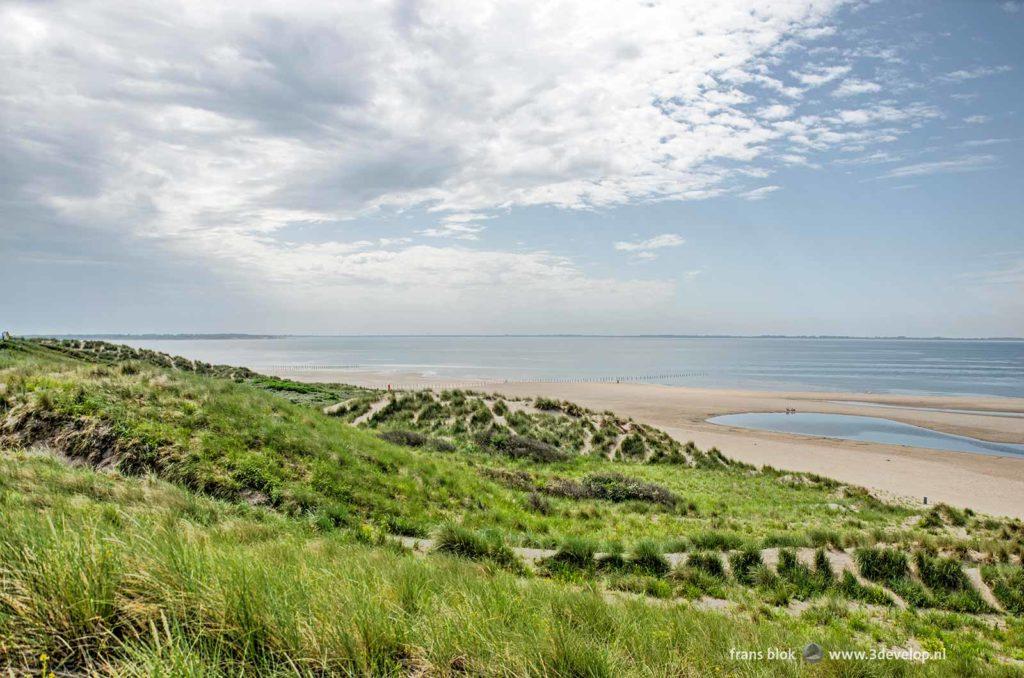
<box><xmin>111</xmin><ymin>336</ymin><xmax>1024</xmax><ymax>399</ymax></box>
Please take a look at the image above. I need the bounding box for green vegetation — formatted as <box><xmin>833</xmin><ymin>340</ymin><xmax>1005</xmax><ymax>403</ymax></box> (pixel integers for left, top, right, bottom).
<box><xmin>2</xmin><ymin>337</ymin><xmax>1024</xmax><ymax>674</ymax></box>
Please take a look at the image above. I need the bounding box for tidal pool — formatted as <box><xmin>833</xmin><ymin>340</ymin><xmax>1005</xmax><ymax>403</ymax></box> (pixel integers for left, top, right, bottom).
<box><xmin>707</xmin><ymin>412</ymin><xmax>1024</xmax><ymax>458</ymax></box>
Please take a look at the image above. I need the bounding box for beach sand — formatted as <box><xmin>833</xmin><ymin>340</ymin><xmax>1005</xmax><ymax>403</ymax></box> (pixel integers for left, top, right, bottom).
<box><xmin>273</xmin><ymin>368</ymin><xmax>1024</xmax><ymax>519</ymax></box>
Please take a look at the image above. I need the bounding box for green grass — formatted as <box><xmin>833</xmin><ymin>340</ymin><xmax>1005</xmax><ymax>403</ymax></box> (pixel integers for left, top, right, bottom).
<box><xmin>5</xmin><ymin>451</ymin><xmax>1020</xmax><ymax>676</ymax></box>
<box><xmin>4</xmin><ymin>337</ymin><xmax>1024</xmax><ymax>673</ymax></box>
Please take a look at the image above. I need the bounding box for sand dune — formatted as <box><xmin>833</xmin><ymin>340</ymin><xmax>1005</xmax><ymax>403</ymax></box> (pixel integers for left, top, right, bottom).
<box><xmin>274</xmin><ymin>368</ymin><xmax>1024</xmax><ymax>519</ymax></box>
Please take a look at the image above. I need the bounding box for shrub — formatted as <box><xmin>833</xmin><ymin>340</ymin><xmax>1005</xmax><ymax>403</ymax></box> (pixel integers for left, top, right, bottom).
<box><xmin>914</xmin><ymin>551</ymin><xmax>969</xmax><ymax>592</ymax></box>
<box><xmin>548</xmin><ymin>536</ymin><xmax>598</xmax><ymax>570</ymax></box>
<box><xmin>728</xmin><ymin>548</ymin><xmax>763</xmax><ymax>585</ymax></box>
<box><xmin>888</xmin><ymin>578</ymin><xmax>934</xmax><ymax>608</ymax></box>
<box><xmin>541</xmin><ymin>473</ymin><xmax>680</xmax><ymax>509</ymax></box>
<box><xmin>776</xmin><ymin>549</ymin><xmax>816</xmax><ymax>596</ymax></box>
<box><xmin>579</xmin><ymin>473</ymin><xmax>678</xmax><ymax>508</ymax></box>
<box><xmin>618</xmin><ymin>434</ymin><xmax>646</xmax><ymax>460</ymax></box>
<box><xmin>377</xmin><ymin>429</ymin><xmax>429</xmax><ymax>447</ymax></box>
<box><xmin>982</xmin><ymin>564</ymin><xmax>1024</xmax><ymax>614</ymax></box>
<box><xmin>525</xmin><ymin>492</ymin><xmax>553</xmax><ymax>515</ymax></box>
<box><xmin>630</xmin><ymin>540</ymin><xmax>670</xmax><ymax>576</ymax></box>
<box><xmin>686</xmin><ymin>552</ymin><xmax>725</xmax><ymax>579</ymax></box>
<box><xmin>836</xmin><ymin>571</ymin><xmax>893</xmax><ymax>607</ymax></box>
<box><xmin>813</xmin><ymin>549</ymin><xmax>834</xmax><ymax>584</ymax></box>
<box><xmin>919</xmin><ymin>508</ymin><xmax>944</xmax><ymax>529</ymax></box>
<box><xmin>435</xmin><ymin>523</ymin><xmax>524</xmax><ymax>573</ymax></box>
<box><xmin>534</xmin><ymin>397</ymin><xmax>561</xmax><ymax>411</ymax></box>
<box><xmin>669</xmin><ymin>567</ymin><xmax>727</xmax><ymax>599</ymax></box>
<box><xmin>855</xmin><ymin>547</ymin><xmax>908</xmax><ymax>583</ymax></box>
<box><xmin>474</xmin><ymin>428</ymin><xmax>570</xmax><ymax>463</ymax></box>
<box><xmin>596</xmin><ymin>543</ymin><xmax>627</xmax><ymax>572</ymax></box>
<box><xmin>750</xmin><ymin>565</ymin><xmax>791</xmax><ymax>605</ymax></box>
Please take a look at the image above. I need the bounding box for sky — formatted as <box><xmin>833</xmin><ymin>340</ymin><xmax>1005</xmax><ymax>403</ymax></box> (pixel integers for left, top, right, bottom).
<box><xmin>2</xmin><ymin>0</ymin><xmax>1023</xmax><ymax>336</ymax></box>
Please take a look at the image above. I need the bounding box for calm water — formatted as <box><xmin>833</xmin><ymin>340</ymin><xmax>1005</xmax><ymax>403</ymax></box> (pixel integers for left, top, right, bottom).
<box><xmin>708</xmin><ymin>412</ymin><xmax>1024</xmax><ymax>458</ymax></box>
<box><xmin>114</xmin><ymin>336</ymin><xmax>1024</xmax><ymax>398</ymax></box>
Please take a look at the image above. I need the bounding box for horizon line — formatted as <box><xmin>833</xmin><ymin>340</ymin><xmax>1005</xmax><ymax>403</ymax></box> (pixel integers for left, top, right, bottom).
<box><xmin>21</xmin><ymin>332</ymin><xmax>1024</xmax><ymax>341</ymax></box>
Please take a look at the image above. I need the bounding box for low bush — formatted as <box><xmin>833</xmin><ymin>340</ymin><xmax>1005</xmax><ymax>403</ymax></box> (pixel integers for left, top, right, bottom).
<box><xmin>836</xmin><ymin>571</ymin><xmax>894</xmax><ymax>607</ymax></box>
<box><xmin>813</xmin><ymin>549</ymin><xmax>834</xmax><ymax>584</ymax></box>
<box><xmin>629</xmin><ymin>540</ymin><xmax>670</xmax><ymax>576</ymax></box>
<box><xmin>728</xmin><ymin>548</ymin><xmax>763</xmax><ymax>585</ymax></box>
<box><xmin>914</xmin><ymin>551</ymin><xmax>969</xmax><ymax>592</ymax></box>
<box><xmin>686</xmin><ymin>552</ymin><xmax>725</xmax><ymax>579</ymax></box>
<box><xmin>855</xmin><ymin>547</ymin><xmax>909</xmax><ymax>583</ymax></box>
<box><xmin>669</xmin><ymin>567</ymin><xmax>727</xmax><ymax>599</ymax></box>
<box><xmin>982</xmin><ymin>564</ymin><xmax>1024</xmax><ymax>614</ymax></box>
<box><xmin>776</xmin><ymin>549</ymin><xmax>828</xmax><ymax>599</ymax></box>
<box><xmin>377</xmin><ymin>429</ymin><xmax>429</xmax><ymax>447</ymax></box>
<box><xmin>547</xmin><ymin>536</ymin><xmax>598</xmax><ymax>571</ymax></box>
<box><xmin>542</xmin><ymin>473</ymin><xmax>681</xmax><ymax>509</ymax></box>
<box><xmin>474</xmin><ymin>428</ymin><xmax>570</xmax><ymax>463</ymax></box>
<box><xmin>435</xmin><ymin>523</ymin><xmax>524</xmax><ymax>573</ymax></box>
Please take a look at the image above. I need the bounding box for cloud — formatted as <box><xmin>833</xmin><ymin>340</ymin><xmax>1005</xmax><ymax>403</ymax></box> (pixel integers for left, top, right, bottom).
<box><xmin>938</xmin><ymin>65</ymin><xmax>1013</xmax><ymax>83</ymax></box>
<box><xmin>418</xmin><ymin>214</ymin><xmax>492</xmax><ymax>240</ymax></box>
<box><xmin>832</xmin><ymin>78</ymin><xmax>882</xmax><ymax>97</ymax></box>
<box><xmin>963</xmin><ymin>115</ymin><xmax>990</xmax><ymax>125</ymax></box>
<box><xmin>0</xmin><ymin>0</ymin><xmax>970</xmax><ymax>327</ymax></box>
<box><xmin>835</xmin><ymin>104</ymin><xmax>940</xmax><ymax>126</ymax></box>
<box><xmin>879</xmin><ymin>154</ymin><xmax>997</xmax><ymax>179</ymax></box>
<box><xmin>614</xmin><ymin>234</ymin><xmax>686</xmax><ymax>255</ymax></box>
<box><xmin>1002</xmin><ymin>1</ymin><xmax>1022</xmax><ymax>13</ymax></box>
<box><xmin>739</xmin><ymin>185</ymin><xmax>781</xmax><ymax>200</ymax></box>
<box><xmin>961</xmin><ymin>138</ymin><xmax>1013</xmax><ymax>147</ymax></box>
<box><xmin>757</xmin><ymin>104</ymin><xmax>794</xmax><ymax>120</ymax></box>
<box><xmin>790</xmin><ymin>64</ymin><xmax>851</xmax><ymax>87</ymax></box>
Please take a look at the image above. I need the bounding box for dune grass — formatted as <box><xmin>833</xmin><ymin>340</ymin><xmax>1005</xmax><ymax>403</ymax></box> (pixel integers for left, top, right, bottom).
<box><xmin>2</xmin><ymin>451</ymin><xmax>1020</xmax><ymax>676</ymax></box>
<box><xmin>4</xmin><ymin>338</ymin><xmax>1024</xmax><ymax>673</ymax></box>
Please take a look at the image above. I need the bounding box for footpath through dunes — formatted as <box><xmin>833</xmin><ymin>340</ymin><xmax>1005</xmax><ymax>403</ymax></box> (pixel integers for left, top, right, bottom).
<box><xmin>5</xmin><ymin>337</ymin><xmax>1024</xmax><ymax>673</ymax></box>
<box><xmin>393</xmin><ymin>535</ymin><xmax>1017</xmax><ymax>615</ymax></box>
<box><xmin>294</xmin><ymin>369</ymin><xmax>1024</xmax><ymax>519</ymax></box>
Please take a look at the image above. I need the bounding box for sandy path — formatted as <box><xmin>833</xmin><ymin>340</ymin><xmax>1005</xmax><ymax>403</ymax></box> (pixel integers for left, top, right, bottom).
<box><xmin>275</xmin><ymin>368</ymin><xmax>1024</xmax><ymax>519</ymax></box>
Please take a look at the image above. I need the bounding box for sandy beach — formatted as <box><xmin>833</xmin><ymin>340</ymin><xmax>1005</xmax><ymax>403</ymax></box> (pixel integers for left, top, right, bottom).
<box><xmin>274</xmin><ymin>368</ymin><xmax>1024</xmax><ymax>519</ymax></box>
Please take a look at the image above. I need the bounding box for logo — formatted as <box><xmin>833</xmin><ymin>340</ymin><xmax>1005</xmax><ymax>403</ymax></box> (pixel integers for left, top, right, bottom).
<box><xmin>803</xmin><ymin>643</ymin><xmax>824</xmax><ymax>664</ymax></box>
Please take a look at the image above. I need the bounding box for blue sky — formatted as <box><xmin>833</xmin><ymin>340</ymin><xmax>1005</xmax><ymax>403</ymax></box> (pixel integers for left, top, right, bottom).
<box><xmin>2</xmin><ymin>0</ymin><xmax>1022</xmax><ymax>336</ymax></box>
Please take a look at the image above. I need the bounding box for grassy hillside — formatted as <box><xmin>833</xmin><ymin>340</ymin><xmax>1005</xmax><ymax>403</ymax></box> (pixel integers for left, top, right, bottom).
<box><xmin>2</xmin><ymin>337</ymin><xmax>1024</xmax><ymax>674</ymax></box>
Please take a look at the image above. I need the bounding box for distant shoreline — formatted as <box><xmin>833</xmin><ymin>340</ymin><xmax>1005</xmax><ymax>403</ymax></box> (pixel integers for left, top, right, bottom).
<box><xmin>24</xmin><ymin>333</ymin><xmax>1024</xmax><ymax>341</ymax></box>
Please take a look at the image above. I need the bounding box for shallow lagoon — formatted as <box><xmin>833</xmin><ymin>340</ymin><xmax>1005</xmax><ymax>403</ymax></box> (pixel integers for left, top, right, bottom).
<box><xmin>708</xmin><ymin>412</ymin><xmax>1024</xmax><ymax>458</ymax></box>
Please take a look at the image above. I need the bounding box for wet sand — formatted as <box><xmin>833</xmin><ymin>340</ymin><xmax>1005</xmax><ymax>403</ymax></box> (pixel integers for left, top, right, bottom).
<box><xmin>273</xmin><ymin>368</ymin><xmax>1024</xmax><ymax>519</ymax></box>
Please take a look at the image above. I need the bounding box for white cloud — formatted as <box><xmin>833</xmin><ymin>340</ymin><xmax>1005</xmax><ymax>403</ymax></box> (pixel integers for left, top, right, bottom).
<box><xmin>614</xmin><ymin>234</ymin><xmax>686</xmax><ymax>253</ymax></box>
<box><xmin>418</xmin><ymin>213</ymin><xmax>493</xmax><ymax>240</ymax></box>
<box><xmin>963</xmin><ymin>115</ymin><xmax>991</xmax><ymax>125</ymax></box>
<box><xmin>938</xmin><ymin>65</ymin><xmax>1013</xmax><ymax>83</ymax></box>
<box><xmin>832</xmin><ymin>78</ymin><xmax>882</xmax><ymax>97</ymax></box>
<box><xmin>790</xmin><ymin>64</ymin><xmax>851</xmax><ymax>87</ymax></box>
<box><xmin>879</xmin><ymin>155</ymin><xmax>997</xmax><ymax>179</ymax></box>
<box><xmin>1</xmin><ymin>0</ymin><xmax>962</xmax><ymax>324</ymax></box>
<box><xmin>757</xmin><ymin>104</ymin><xmax>794</xmax><ymax>120</ymax></box>
<box><xmin>961</xmin><ymin>138</ymin><xmax>1013</xmax><ymax>147</ymax></box>
<box><xmin>1002</xmin><ymin>1</ymin><xmax>1022</xmax><ymax>13</ymax></box>
<box><xmin>739</xmin><ymin>185</ymin><xmax>781</xmax><ymax>200</ymax></box>
<box><xmin>835</xmin><ymin>103</ymin><xmax>940</xmax><ymax>126</ymax></box>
